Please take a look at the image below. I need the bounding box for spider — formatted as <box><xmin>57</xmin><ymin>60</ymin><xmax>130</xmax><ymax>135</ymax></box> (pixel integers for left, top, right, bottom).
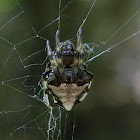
<box><xmin>42</xmin><ymin>28</ymin><xmax>93</xmax><ymax>111</ymax></box>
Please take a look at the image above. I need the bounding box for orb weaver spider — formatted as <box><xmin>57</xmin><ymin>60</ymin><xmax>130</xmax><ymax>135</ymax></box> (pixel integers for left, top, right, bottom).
<box><xmin>42</xmin><ymin>28</ymin><xmax>93</xmax><ymax>111</ymax></box>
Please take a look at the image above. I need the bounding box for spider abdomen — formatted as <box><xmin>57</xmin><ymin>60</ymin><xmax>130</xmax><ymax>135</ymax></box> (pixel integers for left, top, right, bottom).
<box><xmin>48</xmin><ymin>83</ymin><xmax>89</xmax><ymax>111</ymax></box>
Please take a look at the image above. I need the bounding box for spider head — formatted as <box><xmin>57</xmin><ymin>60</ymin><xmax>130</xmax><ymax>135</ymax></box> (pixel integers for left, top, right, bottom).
<box><xmin>58</xmin><ymin>40</ymin><xmax>75</xmax><ymax>66</ymax></box>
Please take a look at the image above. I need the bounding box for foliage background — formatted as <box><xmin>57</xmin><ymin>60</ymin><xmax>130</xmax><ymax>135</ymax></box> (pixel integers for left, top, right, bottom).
<box><xmin>0</xmin><ymin>0</ymin><xmax>140</xmax><ymax>139</ymax></box>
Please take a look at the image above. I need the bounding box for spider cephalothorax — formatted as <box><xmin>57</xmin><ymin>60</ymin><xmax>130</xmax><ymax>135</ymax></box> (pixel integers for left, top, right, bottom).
<box><xmin>42</xmin><ymin>28</ymin><xmax>93</xmax><ymax>111</ymax></box>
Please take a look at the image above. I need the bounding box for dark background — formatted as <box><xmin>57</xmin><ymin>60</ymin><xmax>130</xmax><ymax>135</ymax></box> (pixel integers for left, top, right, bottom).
<box><xmin>0</xmin><ymin>0</ymin><xmax>140</xmax><ymax>140</ymax></box>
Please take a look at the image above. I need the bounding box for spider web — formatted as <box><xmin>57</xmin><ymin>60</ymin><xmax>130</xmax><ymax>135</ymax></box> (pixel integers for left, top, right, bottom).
<box><xmin>0</xmin><ymin>0</ymin><xmax>140</xmax><ymax>140</ymax></box>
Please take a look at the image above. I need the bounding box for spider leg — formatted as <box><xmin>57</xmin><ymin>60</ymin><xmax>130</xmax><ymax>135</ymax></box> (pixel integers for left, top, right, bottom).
<box><xmin>42</xmin><ymin>90</ymin><xmax>51</xmax><ymax>110</ymax></box>
<box><xmin>88</xmin><ymin>80</ymin><xmax>93</xmax><ymax>90</ymax></box>
<box><xmin>52</xmin><ymin>96</ymin><xmax>57</xmax><ymax>104</ymax></box>
<box><xmin>77</xmin><ymin>28</ymin><xmax>83</xmax><ymax>53</ymax></box>
<box><xmin>84</xmin><ymin>70</ymin><xmax>94</xmax><ymax>79</ymax></box>
<box><xmin>42</xmin><ymin>77</ymin><xmax>52</xmax><ymax>110</ymax></box>
<box><xmin>46</xmin><ymin>40</ymin><xmax>52</xmax><ymax>56</ymax></box>
<box><xmin>79</xmin><ymin>80</ymin><xmax>92</xmax><ymax>101</ymax></box>
<box><xmin>79</xmin><ymin>92</ymin><xmax>88</xmax><ymax>102</ymax></box>
<box><xmin>55</xmin><ymin>30</ymin><xmax>60</xmax><ymax>52</ymax></box>
<box><xmin>46</xmin><ymin>37</ymin><xmax>63</xmax><ymax>69</ymax></box>
<box><xmin>46</xmin><ymin>40</ymin><xmax>57</xmax><ymax>66</ymax></box>
<box><xmin>43</xmin><ymin>91</ymin><xmax>50</xmax><ymax>106</ymax></box>
<box><xmin>74</xmin><ymin>28</ymin><xmax>84</xmax><ymax>66</ymax></box>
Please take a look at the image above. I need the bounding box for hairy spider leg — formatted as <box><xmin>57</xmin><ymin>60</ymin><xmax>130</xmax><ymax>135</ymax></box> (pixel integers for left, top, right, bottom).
<box><xmin>74</xmin><ymin>28</ymin><xmax>84</xmax><ymax>67</ymax></box>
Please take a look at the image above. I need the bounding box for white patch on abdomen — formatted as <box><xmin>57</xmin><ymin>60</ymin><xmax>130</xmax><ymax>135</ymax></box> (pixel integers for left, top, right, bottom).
<box><xmin>48</xmin><ymin>83</ymin><xmax>89</xmax><ymax>111</ymax></box>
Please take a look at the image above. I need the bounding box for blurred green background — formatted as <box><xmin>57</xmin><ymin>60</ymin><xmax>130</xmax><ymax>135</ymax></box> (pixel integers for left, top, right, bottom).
<box><xmin>0</xmin><ymin>0</ymin><xmax>140</xmax><ymax>140</ymax></box>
